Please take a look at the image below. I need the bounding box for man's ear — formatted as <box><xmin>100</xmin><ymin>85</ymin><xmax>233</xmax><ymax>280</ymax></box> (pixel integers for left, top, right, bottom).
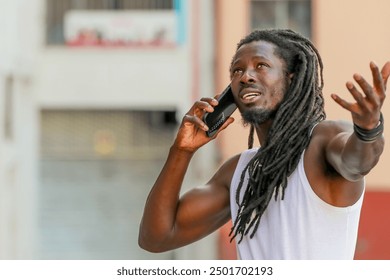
<box><xmin>287</xmin><ymin>73</ymin><xmax>294</xmax><ymax>85</ymax></box>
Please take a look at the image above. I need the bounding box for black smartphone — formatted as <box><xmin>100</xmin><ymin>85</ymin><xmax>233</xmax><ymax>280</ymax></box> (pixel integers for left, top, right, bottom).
<box><xmin>203</xmin><ymin>85</ymin><xmax>237</xmax><ymax>137</ymax></box>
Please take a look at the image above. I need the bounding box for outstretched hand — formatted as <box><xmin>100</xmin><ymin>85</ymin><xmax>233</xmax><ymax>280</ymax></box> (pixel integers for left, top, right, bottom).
<box><xmin>173</xmin><ymin>97</ymin><xmax>234</xmax><ymax>153</ymax></box>
<box><xmin>331</xmin><ymin>61</ymin><xmax>390</xmax><ymax>129</ymax></box>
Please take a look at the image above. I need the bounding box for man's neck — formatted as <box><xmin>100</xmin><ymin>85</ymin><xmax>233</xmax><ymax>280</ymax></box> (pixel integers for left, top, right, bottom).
<box><xmin>255</xmin><ymin>119</ymin><xmax>273</xmax><ymax>146</ymax></box>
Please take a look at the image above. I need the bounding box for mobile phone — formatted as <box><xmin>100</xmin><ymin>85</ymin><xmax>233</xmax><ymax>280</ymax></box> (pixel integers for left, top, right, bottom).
<box><xmin>203</xmin><ymin>85</ymin><xmax>237</xmax><ymax>137</ymax></box>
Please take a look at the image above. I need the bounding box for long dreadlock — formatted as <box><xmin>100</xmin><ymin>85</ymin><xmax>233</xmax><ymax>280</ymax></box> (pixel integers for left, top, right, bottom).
<box><xmin>229</xmin><ymin>29</ymin><xmax>326</xmax><ymax>243</ymax></box>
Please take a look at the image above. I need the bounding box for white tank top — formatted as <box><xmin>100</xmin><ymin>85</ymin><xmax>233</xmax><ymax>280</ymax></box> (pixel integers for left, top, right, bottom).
<box><xmin>230</xmin><ymin>148</ymin><xmax>364</xmax><ymax>260</ymax></box>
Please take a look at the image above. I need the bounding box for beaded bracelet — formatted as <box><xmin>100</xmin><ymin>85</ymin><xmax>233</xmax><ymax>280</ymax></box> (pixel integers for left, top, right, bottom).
<box><xmin>353</xmin><ymin>113</ymin><xmax>384</xmax><ymax>142</ymax></box>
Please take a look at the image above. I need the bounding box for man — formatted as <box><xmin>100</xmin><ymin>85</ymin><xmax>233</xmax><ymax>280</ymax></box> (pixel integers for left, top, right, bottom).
<box><xmin>138</xmin><ymin>29</ymin><xmax>389</xmax><ymax>259</ymax></box>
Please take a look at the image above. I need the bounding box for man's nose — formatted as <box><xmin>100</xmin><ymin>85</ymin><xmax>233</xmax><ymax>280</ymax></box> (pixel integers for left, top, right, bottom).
<box><xmin>240</xmin><ymin>68</ymin><xmax>256</xmax><ymax>84</ymax></box>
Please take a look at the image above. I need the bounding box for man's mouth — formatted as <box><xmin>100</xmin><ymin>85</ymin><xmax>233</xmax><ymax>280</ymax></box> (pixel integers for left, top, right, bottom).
<box><xmin>242</xmin><ymin>92</ymin><xmax>261</xmax><ymax>100</ymax></box>
<box><xmin>239</xmin><ymin>86</ymin><xmax>262</xmax><ymax>100</ymax></box>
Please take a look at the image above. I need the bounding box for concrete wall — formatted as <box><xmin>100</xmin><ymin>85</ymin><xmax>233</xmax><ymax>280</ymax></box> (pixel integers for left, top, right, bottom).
<box><xmin>0</xmin><ymin>0</ymin><xmax>39</xmax><ymax>259</ymax></box>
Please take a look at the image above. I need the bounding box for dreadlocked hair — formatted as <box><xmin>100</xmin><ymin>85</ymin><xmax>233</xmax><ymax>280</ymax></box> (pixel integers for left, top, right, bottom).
<box><xmin>229</xmin><ymin>29</ymin><xmax>326</xmax><ymax>243</ymax></box>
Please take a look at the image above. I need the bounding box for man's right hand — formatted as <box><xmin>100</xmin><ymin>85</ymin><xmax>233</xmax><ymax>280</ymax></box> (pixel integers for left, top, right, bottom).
<box><xmin>173</xmin><ymin>97</ymin><xmax>235</xmax><ymax>153</ymax></box>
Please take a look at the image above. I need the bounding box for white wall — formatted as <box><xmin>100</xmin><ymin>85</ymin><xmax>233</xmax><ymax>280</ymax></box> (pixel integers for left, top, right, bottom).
<box><xmin>0</xmin><ymin>0</ymin><xmax>39</xmax><ymax>259</ymax></box>
<box><xmin>35</xmin><ymin>48</ymin><xmax>190</xmax><ymax>112</ymax></box>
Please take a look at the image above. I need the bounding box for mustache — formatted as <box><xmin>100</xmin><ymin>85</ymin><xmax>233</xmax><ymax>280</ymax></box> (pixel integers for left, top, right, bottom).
<box><xmin>239</xmin><ymin>84</ymin><xmax>262</xmax><ymax>92</ymax></box>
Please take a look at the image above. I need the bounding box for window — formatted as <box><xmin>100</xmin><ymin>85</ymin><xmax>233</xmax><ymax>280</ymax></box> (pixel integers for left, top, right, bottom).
<box><xmin>251</xmin><ymin>0</ymin><xmax>311</xmax><ymax>39</ymax></box>
<box><xmin>46</xmin><ymin>0</ymin><xmax>174</xmax><ymax>45</ymax></box>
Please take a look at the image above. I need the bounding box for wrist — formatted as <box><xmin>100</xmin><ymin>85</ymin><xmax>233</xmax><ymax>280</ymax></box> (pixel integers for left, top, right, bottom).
<box><xmin>353</xmin><ymin>112</ymin><xmax>384</xmax><ymax>142</ymax></box>
<box><xmin>170</xmin><ymin>144</ymin><xmax>197</xmax><ymax>157</ymax></box>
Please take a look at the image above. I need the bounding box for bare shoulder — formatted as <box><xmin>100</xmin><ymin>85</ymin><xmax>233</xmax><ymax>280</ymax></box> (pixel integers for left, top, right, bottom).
<box><xmin>305</xmin><ymin>117</ymin><xmax>353</xmax><ymax>173</ymax></box>
<box><xmin>308</xmin><ymin>120</ymin><xmax>354</xmax><ymax>157</ymax></box>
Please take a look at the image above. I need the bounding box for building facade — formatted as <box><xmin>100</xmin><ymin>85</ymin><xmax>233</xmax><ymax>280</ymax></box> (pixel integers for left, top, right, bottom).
<box><xmin>0</xmin><ymin>0</ymin><xmax>389</xmax><ymax>259</ymax></box>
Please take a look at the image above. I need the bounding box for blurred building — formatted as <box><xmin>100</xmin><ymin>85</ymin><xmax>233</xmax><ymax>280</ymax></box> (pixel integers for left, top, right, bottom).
<box><xmin>1</xmin><ymin>0</ymin><xmax>217</xmax><ymax>260</ymax></box>
<box><xmin>0</xmin><ymin>0</ymin><xmax>389</xmax><ymax>260</ymax></box>
<box><xmin>0</xmin><ymin>0</ymin><xmax>39</xmax><ymax>259</ymax></box>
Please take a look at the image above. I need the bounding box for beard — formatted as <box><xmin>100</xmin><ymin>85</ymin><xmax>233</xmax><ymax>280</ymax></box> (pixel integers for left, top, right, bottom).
<box><xmin>240</xmin><ymin>76</ymin><xmax>289</xmax><ymax>127</ymax></box>
<box><xmin>241</xmin><ymin>107</ymin><xmax>277</xmax><ymax>127</ymax></box>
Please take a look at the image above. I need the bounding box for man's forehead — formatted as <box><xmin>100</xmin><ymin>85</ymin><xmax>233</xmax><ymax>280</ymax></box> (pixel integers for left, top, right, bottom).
<box><xmin>233</xmin><ymin>40</ymin><xmax>278</xmax><ymax>62</ymax></box>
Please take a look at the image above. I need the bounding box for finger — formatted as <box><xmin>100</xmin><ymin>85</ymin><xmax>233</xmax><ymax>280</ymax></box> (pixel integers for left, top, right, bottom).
<box><xmin>195</xmin><ymin>97</ymin><xmax>219</xmax><ymax>114</ymax></box>
<box><xmin>353</xmin><ymin>73</ymin><xmax>376</xmax><ymax>102</ymax></box>
<box><xmin>194</xmin><ymin>100</ymin><xmax>214</xmax><ymax>109</ymax></box>
<box><xmin>183</xmin><ymin>114</ymin><xmax>209</xmax><ymax>131</ymax></box>
<box><xmin>200</xmin><ymin>96</ymin><xmax>218</xmax><ymax>106</ymax></box>
<box><xmin>192</xmin><ymin>100</ymin><xmax>214</xmax><ymax>116</ymax></box>
<box><xmin>331</xmin><ymin>93</ymin><xmax>355</xmax><ymax>113</ymax></box>
<box><xmin>381</xmin><ymin>61</ymin><xmax>390</xmax><ymax>90</ymax></box>
<box><xmin>370</xmin><ymin>61</ymin><xmax>386</xmax><ymax>100</ymax></box>
<box><xmin>346</xmin><ymin>81</ymin><xmax>366</xmax><ymax>107</ymax></box>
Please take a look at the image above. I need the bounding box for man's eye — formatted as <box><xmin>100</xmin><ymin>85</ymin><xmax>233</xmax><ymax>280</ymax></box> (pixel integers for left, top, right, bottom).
<box><xmin>232</xmin><ymin>69</ymin><xmax>243</xmax><ymax>75</ymax></box>
<box><xmin>257</xmin><ymin>63</ymin><xmax>268</xmax><ymax>69</ymax></box>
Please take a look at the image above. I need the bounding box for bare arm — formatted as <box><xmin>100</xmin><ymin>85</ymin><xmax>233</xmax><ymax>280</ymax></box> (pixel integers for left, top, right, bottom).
<box><xmin>327</xmin><ymin>61</ymin><xmax>389</xmax><ymax>181</ymax></box>
<box><xmin>138</xmin><ymin>97</ymin><xmax>235</xmax><ymax>253</ymax></box>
